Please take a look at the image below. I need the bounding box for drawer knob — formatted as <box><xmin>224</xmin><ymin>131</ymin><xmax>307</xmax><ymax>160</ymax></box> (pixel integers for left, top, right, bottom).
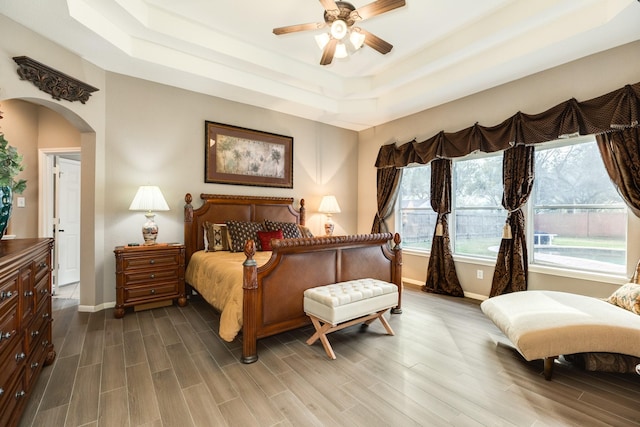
<box><xmin>1</xmin><ymin>290</ymin><xmax>13</xmax><ymax>300</ymax></box>
<box><xmin>43</xmin><ymin>312</ymin><xmax>50</xmax><ymax>319</ymax></box>
<box><xmin>42</xmin><ymin>340</ymin><xmax>49</xmax><ymax>347</ymax></box>
<box><xmin>150</xmin><ymin>274</ymin><xmax>156</xmax><ymax>279</ymax></box>
<box><xmin>15</xmin><ymin>352</ymin><xmax>26</xmax><ymax>361</ymax></box>
<box><xmin>150</xmin><ymin>289</ymin><xmax>156</xmax><ymax>295</ymax></box>
<box><xmin>31</xmin><ymin>362</ymin><xmax>40</xmax><ymax>369</ymax></box>
<box><xmin>15</xmin><ymin>390</ymin><xmax>26</xmax><ymax>399</ymax></box>
<box><xmin>0</xmin><ymin>331</ymin><xmax>12</xmax><ymax>341</ymax></box>
<box><xmin>0</xmin><ymin>388</ymin><xmax>3</xmax><ymax>396</ymax></box>
<box><xmin>149</xmin><ymin>259</ymin><xmax>155</xmax><ymax>265</ymax></box>
<box><xmin>31</xmin><ymin>330</ymin><xmax>40</xmax><ymax>337</ymax></box>
<box><xmin>41</xmin><ymin>288</ymin><xmax>49</xmax><ymax>295</ymax></box>
<box><xmin>24</xmin><ymin>290</ymin><xmax>34</xmax><ymax>297</ymax></box>
<box><xmin>39</xmin><ymin>262</ymin><xmax>48</xmax><ymax>269</ymax></box>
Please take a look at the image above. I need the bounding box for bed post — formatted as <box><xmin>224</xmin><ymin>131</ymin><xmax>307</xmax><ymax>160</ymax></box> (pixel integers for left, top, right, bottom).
<box><xmin>391</xmin><ymin>232</ymin><xmax>403</xmax><ymax>314</ymax></box>
<box><xmin>299</xmin><ymin>198</ymin><xmax>306</xmax><ymax>226</ymax></box>
<box><xmin>241</xmin><ymin>239</ymin><xmax>259</xmax><ymax>363</ymax></box>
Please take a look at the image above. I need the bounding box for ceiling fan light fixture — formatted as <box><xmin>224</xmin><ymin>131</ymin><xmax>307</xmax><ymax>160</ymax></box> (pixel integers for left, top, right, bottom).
<box><xmin>315</xmin><ymin>32</ymin><xmax>330</xmax><ymax>50</ymax></box>
<box><xmin>334</xmin><ymin>42</ymin><xmax>348</xmax><ymax>59</ymax></box>
<box><xmin>330</xmin><ymin>19</ymin><xmax>348</xmax><ymax>40</ymax></box>
<box><xmin>349</xmin><ymin>29</ymin><xmax>365</xmax><ymax>50</ymax></box>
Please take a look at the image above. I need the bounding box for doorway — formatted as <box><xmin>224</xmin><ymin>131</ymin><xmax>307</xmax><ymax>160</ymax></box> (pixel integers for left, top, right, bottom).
<box><xmin>39</xmin><ymin>149</ymin><xmax>81</xmax><ymax>297</ymax></box>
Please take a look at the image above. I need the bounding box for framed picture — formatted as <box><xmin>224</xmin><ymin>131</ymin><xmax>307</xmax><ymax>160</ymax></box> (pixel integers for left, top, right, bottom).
<box><xmin>204</xmin><ymin>121</ymin><xmax>293</xmax><ymax>188</ymax></box>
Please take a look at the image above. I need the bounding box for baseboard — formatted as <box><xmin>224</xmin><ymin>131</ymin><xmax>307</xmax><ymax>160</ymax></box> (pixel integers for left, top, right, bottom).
<box><xmin>78</xmin><ymin>301</ymin><xmax>116</xmax><ymax>312</ymax></box>
<box><xmin>403</xmin><ymin>277</ymin><xmax>488</xmax><ymax>301</ymax></box>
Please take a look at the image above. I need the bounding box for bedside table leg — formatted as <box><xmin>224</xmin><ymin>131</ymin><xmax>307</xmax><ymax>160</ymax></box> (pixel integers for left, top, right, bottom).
<box><xmin>178</xmin><ymin>297</ymin><xmax>187</xmax><ymax>307</ymax></box>
<box><xmin>114</xmin><ymin>307</ymin><xmax>125</xmax><ymax>318</ymax></box>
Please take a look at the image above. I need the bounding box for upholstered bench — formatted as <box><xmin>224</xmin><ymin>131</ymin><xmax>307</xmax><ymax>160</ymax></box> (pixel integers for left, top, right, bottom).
<box><xmin>303</xmin><ymin>278</ymin><xmax>399</xmax><ymax>359</ymax></box>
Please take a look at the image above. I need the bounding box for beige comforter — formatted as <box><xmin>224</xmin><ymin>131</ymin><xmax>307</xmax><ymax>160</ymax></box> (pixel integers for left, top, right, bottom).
<box><xmin>185</xmin><ymin>250</ymin><xmax>272</xmax><ymax>342</ymax></box>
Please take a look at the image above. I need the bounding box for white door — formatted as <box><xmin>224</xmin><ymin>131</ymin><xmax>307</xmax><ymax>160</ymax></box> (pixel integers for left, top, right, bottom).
<box><xmin>57</xmin><ymin>157</ymin><xmax>81</xmax><ymax>286</ymax></box>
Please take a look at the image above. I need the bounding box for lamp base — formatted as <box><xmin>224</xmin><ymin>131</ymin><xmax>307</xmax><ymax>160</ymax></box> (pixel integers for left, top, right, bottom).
<box><xmin>142</xmin><ymin>212</ymin><xmax>159</xmax><ymax>245</ymax></box>
<box><xmin>324</xmin><ymin>222</ymin><xmax>335</xmax><ymax>236</ymax></box>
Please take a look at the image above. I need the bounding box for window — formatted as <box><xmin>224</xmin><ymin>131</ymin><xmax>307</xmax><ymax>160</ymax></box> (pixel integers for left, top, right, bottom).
<box><xmin>531</xmin><ymin>138</ymin><xmax>626</xmax><ymax>274</ymax></box>
<box><xmin>398</xmin><ymin>165</ymin><xmax>437</xmax><ymax>250</ymax></box>
<box><xmin>453</xmin><ymin>155</ymin><xmax>503</xmax><ymax>258</ymax></box>
<box><xmin>397</xmin><ymin>136</ymin><xmax>628</xmax><ymax>276</ymax></box>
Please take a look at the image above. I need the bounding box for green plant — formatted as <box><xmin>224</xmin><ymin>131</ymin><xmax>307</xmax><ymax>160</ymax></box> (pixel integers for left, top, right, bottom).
<box><xmin>0</xmin><ymin>133</ymin><xmax>27</xmax><ymax>194</ymax></box>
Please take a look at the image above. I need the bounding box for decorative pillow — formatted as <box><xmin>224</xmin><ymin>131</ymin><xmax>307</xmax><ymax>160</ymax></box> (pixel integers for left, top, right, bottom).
<box><xmin>606</xmin><ymin>282</ymin><xmax>640</xmax><ymax>314</ymax></box>
<box><xmin>203</xmin><ymin>222</ymin><xmax>230</xmax><ymax>252</ymax></box>
<box><xmin>256</xmin><ymin>229</ymin><xmax>283</xmax><ymax>251</ymax></box>
<box><xmin>225</xmin><ymin>220</ymin><xmax>265</xmax><ymax>252</ymax></box>
<box><xmin>264</xmin><ymin>219</ymin><xmax>302</xmax><ymax>239</ymax></box>
<box><xmin>298</xmin><ymin>225</ymin><xmax>314</xmax><ymax>238</ymax></box>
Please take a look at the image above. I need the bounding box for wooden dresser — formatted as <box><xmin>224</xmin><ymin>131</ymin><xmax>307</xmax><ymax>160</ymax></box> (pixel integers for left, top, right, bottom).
<box><xmin>0</xmin><ymin>238</ymin><xmax>55</xmax><ymax>427</ymax></box>
<box><xmin>113</xmin><ymin>244</ymin><xmax>187</xmax><ymax>318</ymax></box>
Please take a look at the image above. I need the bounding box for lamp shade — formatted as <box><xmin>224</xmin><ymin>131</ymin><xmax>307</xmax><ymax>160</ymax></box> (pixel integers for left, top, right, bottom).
<box><xmin>129</xmin><ymin>186</ymin><xmax>170</xmax><ymax>212</ymax></box>
<box><xmin>318</xmin><ymin>195</ymin><xmax>341</xmax><ymax>214</ymax></box>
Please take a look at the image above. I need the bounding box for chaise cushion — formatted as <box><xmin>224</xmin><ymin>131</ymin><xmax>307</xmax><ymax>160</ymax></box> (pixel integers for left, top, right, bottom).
<box><xmin>481</xmin><ymin>290</ymin><xmax>640</xmax><ymax>361</ymax></box>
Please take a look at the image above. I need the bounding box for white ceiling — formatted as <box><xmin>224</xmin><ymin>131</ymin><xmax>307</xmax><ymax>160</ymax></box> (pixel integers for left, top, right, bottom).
<box><xmin>2</xmin><ymin>0</ymin><xmax>640</xmax><ymax>131</ymax></box>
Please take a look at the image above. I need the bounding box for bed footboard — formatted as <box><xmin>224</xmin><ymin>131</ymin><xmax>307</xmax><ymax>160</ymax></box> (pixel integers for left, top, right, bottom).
<box><xmin>240</xmin><ymin>233</ymin><xmax>402</xmax><ymax>363</ymax></box>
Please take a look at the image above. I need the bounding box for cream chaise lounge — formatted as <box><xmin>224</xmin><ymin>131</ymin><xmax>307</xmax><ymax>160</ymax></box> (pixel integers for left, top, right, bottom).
<box><xmin>481</xmin><ymin>289</ymin><xmax>640</xmax><ymax>380</ymax></box>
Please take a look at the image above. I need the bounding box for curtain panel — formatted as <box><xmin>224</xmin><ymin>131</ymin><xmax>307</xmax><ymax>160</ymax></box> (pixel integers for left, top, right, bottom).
<box><xmin>375</xmin><ymin>82</ymin><xmax>640</xmax><ymax>169</ymax></box>
<box><xmin>423</xmin><ymin>159</ymin><xmax>464</xmax><ymax>296</ymax></box>
<box><xmin>371</xmin><ymin>167</ymin><xmax>402</xmax><ymax>233</ymax></box>
<box><xmin>490</xmin><ymin>145</ymin><xmax>535</xmax><ymax>296</ymax></box>
<box><xmin>596</xmin><ymin>127</ymin><xmax>640</xmax><ymax>218</ymax></box>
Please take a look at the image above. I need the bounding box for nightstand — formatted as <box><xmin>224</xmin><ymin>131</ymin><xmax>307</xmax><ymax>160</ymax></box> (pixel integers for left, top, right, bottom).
<box><xmin>113</xmin><ymin>244</ymin><xmax>187</xmax><ymax>318</ymax></box>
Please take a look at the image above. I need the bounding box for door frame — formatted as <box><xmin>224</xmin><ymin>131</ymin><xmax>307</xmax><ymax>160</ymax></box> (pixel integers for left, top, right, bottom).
<box><xmin>38</xmin><ymin>148</ymin><xmax>82</xmax><ymax>294</ymax></box>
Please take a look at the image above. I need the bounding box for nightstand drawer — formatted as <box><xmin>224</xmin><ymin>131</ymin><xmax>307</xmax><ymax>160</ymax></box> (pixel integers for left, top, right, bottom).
<box><xmin>124</xmin><ymin>282</ymin><xmax>178</xmax><ymax>301</ymax></box>
<box><xmin>123</xmin><ymin>268</ymin><xmax>180</xmax><ymax>286</ymax></box>
<box><xmin>0</xmin><ymin>304</ymin><xmax>18</xmax><ymax>358</ymax></box>
<box><xmin>122</xmin><ymin>252</ymin><xmax>181</xmax><ymax>270</ymax></box>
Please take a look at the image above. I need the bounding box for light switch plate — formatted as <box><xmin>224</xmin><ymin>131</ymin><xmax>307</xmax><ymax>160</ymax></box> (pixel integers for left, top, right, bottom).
<box><xmin>17</xmin><ymin>197</ymin><xmax>25</xmax><ymax>208</ymax></box>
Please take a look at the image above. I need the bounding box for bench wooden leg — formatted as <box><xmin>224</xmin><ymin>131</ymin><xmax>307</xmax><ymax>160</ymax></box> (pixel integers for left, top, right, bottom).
<box><xmin>306</xmin><ymin>309</ymin><xmax>395</xmax><ymax>359</ymax></box>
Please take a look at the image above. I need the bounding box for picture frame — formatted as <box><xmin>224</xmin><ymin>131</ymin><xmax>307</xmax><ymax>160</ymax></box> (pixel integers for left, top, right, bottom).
<box><xmin>204</xmin><ymin>121</ymin><xmax>293</xmax><ymax>188</ymax></box>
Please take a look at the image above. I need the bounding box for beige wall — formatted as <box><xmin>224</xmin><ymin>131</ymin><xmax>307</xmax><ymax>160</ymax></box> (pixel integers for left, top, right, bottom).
<box><xmin>358</xmin><ymin>40</ymin><xmax>640</xmax><ymax>299</ymax></box>
<box><xmin>102</xmin><ymin>73</ymin><xmax>358</xmax><ymax>305</ymax></box>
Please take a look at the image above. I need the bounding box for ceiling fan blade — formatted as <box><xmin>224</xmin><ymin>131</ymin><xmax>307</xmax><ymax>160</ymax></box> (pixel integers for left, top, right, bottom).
<box><xmin>352</xmin><ymin>0</ymin><xmax>406</xmax><ymax>21</ymax></box>
<box><xmin>360</xmin><ymin>29</ymin><xmax>393</xmax><ymax>54</ymax></box>
<box><xmin>273</xmin><ymin>22</ymin><xmax>326</xmax><ymax>35</ymax></box>
<box><xmin>320</xmin><ymin>38</ymin><xmax>338</xmax><ymax>65</ymax></box>
<box><xmin>319</xmin><ymin>0</ymin><xmax>340</xmax><ymax>13</ymax></box>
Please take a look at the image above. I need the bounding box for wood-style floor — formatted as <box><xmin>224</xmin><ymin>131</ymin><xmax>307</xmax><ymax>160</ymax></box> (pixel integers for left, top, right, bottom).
<box><xmin>18</xmin><ymin>287</ymin><xmax>640</xmax><ymax>427</ymax></box>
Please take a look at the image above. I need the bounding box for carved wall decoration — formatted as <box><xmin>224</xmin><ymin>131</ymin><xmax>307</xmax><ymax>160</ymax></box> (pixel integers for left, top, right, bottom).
<box><xmin>13</xmin><ymin>56</ymin><xmax>99</xmax><ymax>104</ymax></box>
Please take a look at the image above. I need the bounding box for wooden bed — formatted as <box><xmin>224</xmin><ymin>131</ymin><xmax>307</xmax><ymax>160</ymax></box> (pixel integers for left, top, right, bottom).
<box><xmin>183</xmin><ymin>193</ymin><xmax>403</xmax><ymax>363</ymax></box>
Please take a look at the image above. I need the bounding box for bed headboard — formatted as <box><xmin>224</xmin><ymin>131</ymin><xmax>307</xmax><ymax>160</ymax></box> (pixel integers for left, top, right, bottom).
<box><xmin>184</xmin><ymin>193</ymin><xmax>305</xmax><ymax>264</ymax></box>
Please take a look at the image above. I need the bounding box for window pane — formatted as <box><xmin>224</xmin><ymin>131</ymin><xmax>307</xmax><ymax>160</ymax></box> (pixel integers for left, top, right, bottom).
<box><xmin>454</xmin><ymin>156</ymin><xmax>503</xmax><ymax>258</ymax></box>
<box><xmin>532</xmin><ymin>139</ymin><xmax>627</xmax><ymax>274</ymax></box>
<box><xmin>398</xmin><ymin>166</ymin><xmax>437</xmax><ymax>250</ymax></box>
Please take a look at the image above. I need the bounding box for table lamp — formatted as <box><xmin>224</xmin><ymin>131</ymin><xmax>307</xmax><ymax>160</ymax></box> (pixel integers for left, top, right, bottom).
<box><xmin>129</xmin><ymin>185</ymin><xmax>170</xmax><ymax>245</ymax></box>
<box><xmin>318</xmin><ymin>195</ymin><xmax>341</xmax><ymax>236</ymax></box>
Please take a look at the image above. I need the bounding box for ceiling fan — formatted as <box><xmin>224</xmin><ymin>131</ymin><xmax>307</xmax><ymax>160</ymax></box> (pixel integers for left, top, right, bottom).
<box><xmin>273</xmin><ymin>0</ymin><xmax>406</xmax><ymax>65</ymax></box>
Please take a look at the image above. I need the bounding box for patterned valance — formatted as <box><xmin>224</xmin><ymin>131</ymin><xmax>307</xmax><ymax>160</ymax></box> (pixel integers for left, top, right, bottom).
<box><xmin>375</xmin><ymin>81</ymin><xmax>640</xmax><ymax>168</ymax></box>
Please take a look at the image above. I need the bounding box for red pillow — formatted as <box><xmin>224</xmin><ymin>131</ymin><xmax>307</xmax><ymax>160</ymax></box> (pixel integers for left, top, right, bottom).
<box><xmin>256</xmin><ymin>229</ymin><xmax>283</xmax><ymax>251</ymax></box>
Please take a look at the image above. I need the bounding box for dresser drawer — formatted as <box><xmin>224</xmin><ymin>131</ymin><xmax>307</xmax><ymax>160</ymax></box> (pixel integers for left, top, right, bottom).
<box><xmin>33</xmin><ymin>251</ymin><xmax>51</xmax><ymax>283</ymax></box>
<box><xmin>34</xmin><ymin>273</ymin><xmax>51</xmax><ymax>309</ymax></box>
<box><xmin>0</xmin><ymin>337</ymin><xmax>23</xmax><ymax>400</ymax></box>
<box><xmin>25</xmin><ymin>318</ymin><xmax>50</xmax><ymax>388</ymax></box>
<box><xmin>122</xmin><ymin>252</ymin><xmax>181</xmax><ymax>270</ymax></box>
<box><xmin>25</xmin><ymin>303</ymin><xmax>51</xmax><ymax>355</ymax></box>
<box><xmin>0</xmin><ymin>368</ymin><xmax>26</xmax><ymax>427</ymax></box>
<box><xmin>0</xmin><ymin>304</ymin><xmax>19</xmax><ymax>358</ymax></box>
<box><xmin>124</xmin><ymin>282</ymin><xmax>179</xmax><ymax>302</ymax></box>
<box><xmin>0</xmin><ymin>272</ymin><xmax>18</xmax><ymax>318</ymax></box>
